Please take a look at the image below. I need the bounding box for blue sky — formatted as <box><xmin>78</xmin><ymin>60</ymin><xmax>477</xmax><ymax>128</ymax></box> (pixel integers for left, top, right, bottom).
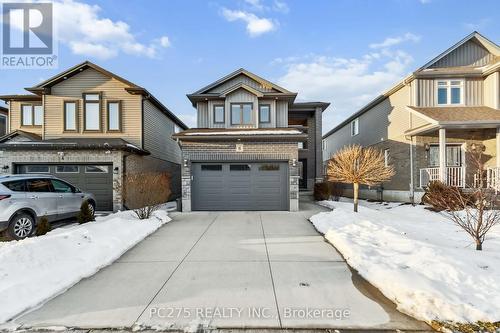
<box><xmin>1</xmin><ymin>0</ymin><xmax>499</xmax><ymax>132</ymax></box>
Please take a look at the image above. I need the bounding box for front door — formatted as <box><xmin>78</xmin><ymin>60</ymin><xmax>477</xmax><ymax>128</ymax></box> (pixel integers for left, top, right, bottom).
<box><xmin>299</xmin><ymin>159</ymin><xmax>307</xmax><ymax>189</ymax></box>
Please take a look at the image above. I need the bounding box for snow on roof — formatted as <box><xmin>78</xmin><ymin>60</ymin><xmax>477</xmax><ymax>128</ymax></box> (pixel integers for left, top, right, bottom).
<box><xmin>183</xmin><ymin>129</ymin><xmax>303</xmax><ymax>136</ymax></box>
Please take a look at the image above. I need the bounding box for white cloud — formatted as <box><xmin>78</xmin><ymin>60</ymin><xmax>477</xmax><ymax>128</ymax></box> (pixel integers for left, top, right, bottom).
<box><xmin>244</xmin><ymin>0</ymin><xmax>265</xmax><ymax>10</ymax></box>
<box><xmin>276</xmin><ymin>49</ymin><xmax>414</xmax><ymax>133</ymax></box>
<box><xmin>419</xmin><ymin>0</ymin><xmax>431</xmax><ymax>3</ymax></box>
<box><xmin>178</xmin><ymin>113</ymin><xmax>197</xmax><ymax>128</ymax></box>
<box><xmin>221</xmin><ymin>8</ymin><xmax>276</xmax><ymax>37</ymax></box>
<box><xmin>4</xmin><ymin>0</ymin><xmax>172</xmax><ymax>59</ymax></box>
<box><xmin>369</xmin><ymin>32</ymin><xmax>421</xmax><ymax>49</ymax></box>
<box><xmin>273</xmin><ymin>0</ymin><xmax>289</xmax><ymax>13</ymax></box>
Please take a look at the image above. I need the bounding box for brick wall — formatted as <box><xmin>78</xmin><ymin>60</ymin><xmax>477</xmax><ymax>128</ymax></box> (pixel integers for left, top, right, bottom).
<box><xmin>179</xmin><ymin>140</ymin><xmax>299</xmax><ymax>212</ymax></box>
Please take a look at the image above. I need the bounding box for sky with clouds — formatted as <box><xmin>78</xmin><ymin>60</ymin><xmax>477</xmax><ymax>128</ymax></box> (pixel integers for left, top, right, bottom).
<box><xmin>0</xmin><ymin>0</ymin><xmax>499</xmax><ymax>133</ymax></box>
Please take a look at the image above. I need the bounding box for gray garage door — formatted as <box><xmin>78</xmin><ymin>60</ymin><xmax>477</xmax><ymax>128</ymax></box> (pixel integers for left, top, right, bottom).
<box><xmin>191</xmin><ymin>162</ymin><xmax>288</xmax><ymax>211</ymax></box>
<box><xmin>16</xmin><ymin>164</ymin><xmax>113</xmax><ymax>211</ymax></box>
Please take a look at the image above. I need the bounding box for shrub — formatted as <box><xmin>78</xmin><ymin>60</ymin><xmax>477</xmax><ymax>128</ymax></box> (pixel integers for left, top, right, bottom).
<box><xmin>120</xmin><ymin>172</ymin><xmax>171</xmax><ymax>219</ymax></box>
<box><xmin>77</xmin><ymin>200</ymin><xmax>95</xmax><ymax>224</ymax></box>
<box><xmin>328</xmin><ymin>182</ymin><xmax>343</xmax><ymax>201</ymax></box>
<box><xmin>36</xmin><ymin>216</ymin><xmax>51</xmax><ymax>236</ymax></box>
<box><xmin>423</xmin><ymin>181</ymin><xmax>470</xmax><ymax>212</ymax></box>
<box><xmin>314</xmin><ymin>182</ymin><xmax>330</xmax><ymax>201</ymax></box>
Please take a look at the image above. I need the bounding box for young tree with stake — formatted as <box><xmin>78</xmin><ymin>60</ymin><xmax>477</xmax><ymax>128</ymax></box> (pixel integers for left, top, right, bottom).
<box><xmin>327</xmin><ymin>145</ymin><xmax>394</xmax><ymax>212</ymax></box>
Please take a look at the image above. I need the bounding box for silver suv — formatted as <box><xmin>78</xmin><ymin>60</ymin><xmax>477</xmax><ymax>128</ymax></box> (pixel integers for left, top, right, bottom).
<box><xmin>0</xmin><ymin>175</ymin><xmax>96</xmax><ymax>240</ymax></box>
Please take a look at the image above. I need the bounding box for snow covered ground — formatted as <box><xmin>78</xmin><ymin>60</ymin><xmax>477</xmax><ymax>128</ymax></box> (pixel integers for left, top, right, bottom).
<box><xmin>310</xmin><ymin>199</ymin><xmax>500</xmax><ymax>324</ymax></box>
<box><xmin>0</xmin><ymin>209</ymin><xmax>171</xmax><ymax>324</ymax></box>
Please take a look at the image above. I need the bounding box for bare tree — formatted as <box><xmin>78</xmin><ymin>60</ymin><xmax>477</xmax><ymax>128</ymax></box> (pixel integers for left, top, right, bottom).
<box><xmin>116</xmin><ymin>172</ymin><xmax>172</xmax><ymax>219</ymax></box>
<box><xmin>425</xmin><ymin>145</ymin><xmax>500</xmax><ymax>250</ymax></box>
<box><xmin>327</xmin><ymin>145</ymin><xmax>394</xmax><ymax>212</ymax></box>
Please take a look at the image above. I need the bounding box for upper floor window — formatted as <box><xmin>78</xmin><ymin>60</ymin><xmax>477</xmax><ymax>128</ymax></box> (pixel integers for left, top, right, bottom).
<box><xmin>437</xmin><ymin>80</ymin><xmax>463</xmax><ymax>105</ymax></box>
<box><xmin>384</xmin><ymin>149</ymin><xmax>390</xmax><ymax>167</ymax></box>
<box><xmin>213</xmin><ymin>105</ymin><xmax>225</xmax><ymax>123</ymax></box>
<box><xmin>174</xmin><ymin>124</ymin><xmax>180</xmax><ymax>134</ymax></box>
<box><xmin>21</xmin><ymin>104</ymin><xmax>43</xmax><ymax>126</ymax></box>
<box><xmin>64</xmin><ymin>101</ymin><xmax>77</xmax><ymax>131</ymax></box>
<box><xmin>107</xmin><ymin>101</ymin><xmax>121</xmax><ymax>131</ymax></box>
<box><xmin>231</xmin><ymin>103</ymin><xmax>252</xmax><ymax>125</ymax></box>
<box><xmin>259</xmin><ymin>104</ymin><xmax>270</xmax><ymax>123</ymax></box>
<box><xmin>322</xmin><ymin>139</ymin><xmax>327</xmax><ymax>151</ymax></box>
<box><xmin>351</xmin><ymin>118</ymin><xmax>359</xmax><ymax>136</ymax></box>
<box><xmin>83</xmin><ymin>93</ymin><xmax>101</xmax><ymax>131</ymax></box>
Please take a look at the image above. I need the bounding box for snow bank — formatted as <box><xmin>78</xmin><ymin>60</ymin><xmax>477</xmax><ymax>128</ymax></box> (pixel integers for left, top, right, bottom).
<box><xmin>311</xmin><ymin>200</ymin><xmax>500</xmax><ymax>323</ymax></box>
<box><xmin>0</xmin><ymin>209</ymin><xmax>171</xmax><ymax>324</ymax></box>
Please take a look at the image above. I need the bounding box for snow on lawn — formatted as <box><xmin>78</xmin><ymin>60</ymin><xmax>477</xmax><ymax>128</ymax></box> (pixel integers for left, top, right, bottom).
<box><xmin>310</xmin><ymin>199</ymin><xmax>500</xmax><ymax>324</ymax></box>
<box><xmin>0</xmin><ymin>209</ymin><xmax>171</xmax><ymax>324</ymax></box>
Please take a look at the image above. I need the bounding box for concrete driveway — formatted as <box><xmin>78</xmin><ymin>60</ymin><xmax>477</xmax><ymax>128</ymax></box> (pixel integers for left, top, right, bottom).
<box><xmin>12</xmin><ymin>200</ymin><xmax>431</xmax><ymax>332</ymax></box>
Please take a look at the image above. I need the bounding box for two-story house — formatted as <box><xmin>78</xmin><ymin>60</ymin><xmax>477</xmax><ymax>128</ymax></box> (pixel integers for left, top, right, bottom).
<box><xmin>323</xmin><ymin>31</ymin><xmax>500</xmax><ymax>203</ymax></box>
<box><xmin>0</xmin><ymin>106</ymin><xmax>7</xmax><ymax>136</ymax></box>
<box><xmin>173</xmin><ymin>69</ymin><xmax>329</xmax><ymax>211</ymax></box>
<box><xmin>0</xmin><ymin>61</ymin><xmax>187</xmax><ymax>211</ymax></box>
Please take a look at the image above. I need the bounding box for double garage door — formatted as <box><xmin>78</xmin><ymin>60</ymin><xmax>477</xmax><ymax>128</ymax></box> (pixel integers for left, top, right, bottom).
<box><xmin>16</xmin><ymin>164</ymin><xmax>113</xmax><ymax>211</ymax></box>
<box><xmin>191</xmin><ymin>162</ymin><xmax>289</xmax><ymax>211</ymax></box>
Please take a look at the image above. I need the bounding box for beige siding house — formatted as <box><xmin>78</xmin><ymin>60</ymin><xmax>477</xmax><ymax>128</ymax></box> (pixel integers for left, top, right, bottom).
<box><xmin>323</xmin><ymin>32</ymin><xmax>500</xmax><ymax>202</ymax></box>
<box><xmin>0</xmin><ymin>61</ymin><xmax>187</xmax><ymax>211</ymax></box>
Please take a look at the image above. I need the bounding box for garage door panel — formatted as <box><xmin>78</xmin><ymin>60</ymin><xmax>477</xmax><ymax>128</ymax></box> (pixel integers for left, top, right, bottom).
<box><xmin>192</xmin><ymin>162</ymin><xmax>288</xmax><ymax>211</ymax></box>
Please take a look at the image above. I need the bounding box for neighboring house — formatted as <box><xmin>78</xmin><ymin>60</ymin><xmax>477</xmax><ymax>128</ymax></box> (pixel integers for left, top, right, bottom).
<box><xmin>323</xmin><ymin>31</ymin><xmax>500</xmax><ymax>202</ymax></box>
<box><xmin>174</xmin><ymin>68</ymin><xmax>329</xmax><ymax>211</ymax></box>
<box><xmin>0</xmin><ymin>61</ymin><xmax>187</xmax><ymax>211</ymax></box>
<box><xmin>0</xmin><ymin>106</ymin><xmax>7</xmax><ymax>136</ymax></box>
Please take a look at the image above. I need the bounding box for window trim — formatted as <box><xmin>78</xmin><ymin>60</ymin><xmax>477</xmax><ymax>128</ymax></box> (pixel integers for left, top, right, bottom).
<box><xmin>56</xmin><ymin>165</ymin><xmax>80</xmax><ymax>174</ymax></box>
<box><xmin>213</xmin><ymin>104</ymin><xmax>225</xmax><ymax>124</ymax></box>
<box><xmin>258</xmin><ymin>104</ymin><xmax>271</xmax><ymax>123</ymax></box>
<box><xmin>106</xmin><ymin>100</ymin><xmax>122</xmax><ymax>132</ymax></box>
<box><xmin>351</xmin><ymin>118</ymin><xmax>359</xmax><ymax>136</ymax></box>
<box><xmin>230</xmin><ymin>102</ymin><xmax>253</xmax><ymax>125</ymax></box>
<box><xmin>63</xmin><ymin>100</ymin><xmax>79</xmax><ymax>132</ymax></box>
<box><xmin>25</xmin><ymin>165</ymin><xmax>50</xmax><ymax>173</ymax></box>
<box><xmin>384</xmin><ymin>149</ymin><xmax>390</xmax><ymax>167</ymax></box>
<box><xmin>85</xmin><ymin>165</ymin><xmax>109</xmax><ymax>173</ymax></box>
<box><xmin>20</xmin><ymin>104</ymin><xmax>43</xmax><ymax>127</ymax></box>
<box><xmin>83</xmin><ymin>92</ymin><xmax>102</xmax><ymax>132</ymax></box>
<box><xmin>435</xmin><ymin>79</ymin><xmax>464</xmax><ymax>106</ymax></box>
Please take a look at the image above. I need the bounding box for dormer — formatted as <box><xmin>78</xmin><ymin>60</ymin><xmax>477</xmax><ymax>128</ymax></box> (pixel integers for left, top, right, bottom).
<box><xmin>187</xmin><ymin>69</ymin><xmax>297</xmax><ymax>129</ymax></box>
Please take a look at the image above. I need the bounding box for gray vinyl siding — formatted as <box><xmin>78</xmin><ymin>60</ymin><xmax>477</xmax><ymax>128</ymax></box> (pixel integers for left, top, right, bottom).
<box><xmin>206</xmin><ymin>74</ymin><xmax>278</xmax><ymax>93</ymax></box>
<box><xmin>196</xmin><ymin>102</ymin><xmax>209</xmax><ymax>128</ymax></box>
<box><xmin>429</xmin><ymin>39</ymin><xmax>495</xmax><ymax>68</ymax></box>
<box><xmin>417</xmin><ymin>78</ymin><xmax>484</xmax><ymax>107</ymax></box>
<box><xmin>276</xmin><ymin>101</ymin><xmax>288</xmax><ymax>127</ymax></box>
<box><xmin>143</xmin><ymin>99</ymin><xmax>181</xmax><ymax>163</ymax></box>
<box><xmin>258</xmin><ymin>99</ymin><xmax>276</xmax><ymax>128</ymax></box>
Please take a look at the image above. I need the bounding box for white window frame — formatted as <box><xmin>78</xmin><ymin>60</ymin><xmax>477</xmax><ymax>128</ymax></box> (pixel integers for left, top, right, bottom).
<box><xmin>56</xmin><ymin>165</ymin><xmax>80</xmax><ymax>174</ymax></box>
<box><xmin>85</xmin><ymin>165</ymin><xmax>109</xmax><ymax>173</ymax></box>
<box><xmin>322</xmin><ymin>139</ymin><xmax>327</xmax><ymax>151</ymax></box>
<box><xmin>351</xmin><ymin>118</ymin><xmax>359</xmax><ymax>136</ymax></box>
<box><xmin>384</xmin><ymin>149</ymin><xmax>390</xmax><ymax>167</ymax></box>
<box><xmin>436</xmin><ymin>79</ymin><xmax>464</xmax><ymax>106</ymax></box>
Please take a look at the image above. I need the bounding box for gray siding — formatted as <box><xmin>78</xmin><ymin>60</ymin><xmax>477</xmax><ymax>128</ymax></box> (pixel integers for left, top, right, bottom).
<box><xmin>196</xmin><ymin>102</ymin><xmax>209</xmax><ymax>127</ymax></box>
<box><xmin>143</xmin><ymin>99</ymin><xmax>182</xmax><ymax>164</ymax></box>
<box><xmin>276</xmin><ymin>101</ymin><xmax>288</xmax><ymax>127</ymax></box>
<box><xmin>430</xmin><ymin>39</ymin><xmax>495</xmax><ymax>68</ymax></box>
<box><xmin>207</xmin><ymin>74</ymin><xmax>278</xmax><ymax>93</ymax></box>
<box><xmin>417</xmin><ymin>78</ymin><xmax>484</xmax><ymax>107</ymax></box>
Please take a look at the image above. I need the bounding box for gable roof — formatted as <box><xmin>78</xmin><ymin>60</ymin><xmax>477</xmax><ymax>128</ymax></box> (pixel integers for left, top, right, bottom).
<box><xmin>26</xmin><ymin>61</ymin><xmax>140</xmax><ymax>93</ymax></box>
<box><xmin>417</xmin><ymin>31</ymin><xmax>500</xmax><ymax>71</ymax></box>
<box><xmin>191</xmin><ymin>68</ymin><xmax>294</xmax><ymax>95</ymax></box>
<box><xmin>0</xmin><ymin>130</ymin><xmax>42</xmax><ymax>143</ymax></box>
<box><xmin>219</xmin><ymin>83</ymin><xmax>264</xmax><ymax>98</ymax></box>
<box><xmin>323</xmin><ymin>31</ymin><xmax>499</xmax><ymax>139</ymax></box>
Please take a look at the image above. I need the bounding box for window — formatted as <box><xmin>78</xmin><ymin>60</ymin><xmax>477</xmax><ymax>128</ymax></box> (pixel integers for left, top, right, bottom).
<box><xmin>201</xmin><ymin>164</ymin><xmax>222</xmax><ymax>171</ymax></box>
<box><xmin>259</xmin><ymin>164</ymin><xmax>280</xmax><ymax>171</ymax></box>
<box><xmin>174</xmin><ymin>124</ymin><xmax>180</xmax><ymax>133</ymax></box>
<box><xmin>231</xmin><ymin>103</ymin><xmax>252</xmax><ymax>125</ymax></box>
<box><xmin>230</xmin><ymin>164</ymin><xmax>251</xmax><ymax>171</ymax></box>
<box><xmin>428</xmin><ymin>144</ymin><xmax>462</xmax><ymax>167</ymax></box>
<box><xmin>26</xmin><ymin>165</ymin><xmax>49</xmax><ymax>173</ymax></box>
<box><xmin>2</xmin><ymin>180</ymin><xmax>26</xmax><ymax>192</ymax></box>
<box><xmin>213</xmin><ymin>105</ymin><xmax>225</xmax><ymax>123</ymax></box>
<box><xmin>85</xmin><ymin>165</ymin><xmax>109</xmax><ymax>173</ymax></box>
<box><xmin>56</xmin><ymin>165</ymin><xmax>79</xmax><ymax>173</ymax></box>
<box><xmin>322</xmin><ymin>139</ymin><xmax>327</xmax><ymax>151</ymax></box>
<box><xmin>51</xmin><ymin>179</ymin><xmax>74</xmax><ymax>193</ymax></box>
<box><xmin>259</xmin><ymin>104</ymin><xmax>270</xmax><ymax>123</ymax></box>
<box><xmin>83</xmin><ymin>93</ymin><xmax>101</xmax><ymax>131</ymax></box>
<box><xmin>27</xmin><ymin>179</ymin><xmax>53</xmax><ymax>192</ymax></box>
<box><xmin>351</xmin><ymin>118</ymin><xmax>359</xmax><ymax>136</ymax></box>
<box><xmin>384</xmin><ymin>149</ymin><xmax>390</xmax><ymax>167</ymax></box>
<box><xmin>107</xmin><ymin>101</ymin><xmax>121</xmax><ymax>131</ymax></box>
<box><xmin>21</xmin><ymin>104</ymin><xmax>43</xmax><ymax>126</ymax></box>
<box><xmin>0</xmin><ymin>115</ymin><xmax>6</xmax><ymax>136</ymax></box>
<box><xmin>298</xmin><ymin>141</ymin><xmax>308</xmax><ymax>149</ymax></box>
<box><xmin>64</xmin><ymin>101</ymin><xmax>77</xmax><ymax>131</ymax></box>
<box><xmin>437</xmin><ymin>80</ymin><xmax>463</xmax><ymax>105</ymax></box>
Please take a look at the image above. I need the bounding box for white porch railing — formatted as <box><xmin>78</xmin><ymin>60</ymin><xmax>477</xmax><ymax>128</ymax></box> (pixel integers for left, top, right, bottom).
<box><xmin>419</xmin><ymin>167</ymin><xmax>466</xmax><ymax>188</ymax></box>
<box><xmin>487</xmin><ymin>167</ymin><xmax>500</xmax><ymax>191</ymax></box>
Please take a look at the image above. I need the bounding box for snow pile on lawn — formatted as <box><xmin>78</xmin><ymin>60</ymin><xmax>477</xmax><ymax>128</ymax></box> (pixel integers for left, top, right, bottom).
<box><xmin>311</xmin><ymin>200</ymin><xmax>500</xmax><ymax>323</ymax></box>
<box><xmin>0</xmin><ymin>209</ymin><xmax>171</xmax><ymax>324</ymax></box>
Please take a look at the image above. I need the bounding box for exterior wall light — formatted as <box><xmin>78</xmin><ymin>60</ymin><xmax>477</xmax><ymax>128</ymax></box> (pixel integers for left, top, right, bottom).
<box><xmin>292</xmin><ymin>158</ymin><xmax>297</xmax><ymax>167</ymax></box>
<box><xmin>113</xmin><ymin>166</ymin><xmax>119</xmax><ymax>174</ymax></box>
<box><xmin>57</xmin><ymin>151</ymin><xmax>65</xmax><ymax>160</ymax></box>
<box><xmin>183</xmin><ymin>159</ymin><xmax>188</xmax><ymax>167</ymax></box>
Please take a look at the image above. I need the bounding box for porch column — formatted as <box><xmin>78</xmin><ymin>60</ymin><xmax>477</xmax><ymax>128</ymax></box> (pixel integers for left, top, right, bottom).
<box><xmin>496</xmin><ymin>127</ymin><xmax>500</xmax><ymax>167</ymax></box>
<box><xmin>439</xmin><ymin>128</ymin><xmax>446</xmax><ymax>183</ymax></box>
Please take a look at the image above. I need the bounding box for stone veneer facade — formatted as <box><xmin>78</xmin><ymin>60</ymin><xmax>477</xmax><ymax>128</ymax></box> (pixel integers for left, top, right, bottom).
<box><xmin>179</xmin><ymin>140</ymin><xmax>300</xmax><ymax>212</ymax></box>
